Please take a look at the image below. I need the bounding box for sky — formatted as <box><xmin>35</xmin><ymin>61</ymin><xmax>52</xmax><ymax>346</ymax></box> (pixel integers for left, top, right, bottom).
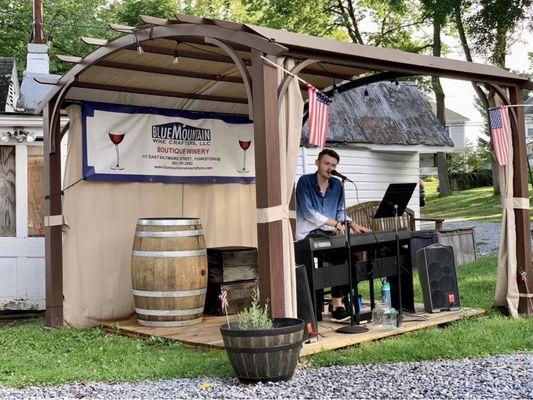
<box><xmin>440</xmin><ymin>29</ymin><xmax>532</xmax><ymax>144</ymax></box>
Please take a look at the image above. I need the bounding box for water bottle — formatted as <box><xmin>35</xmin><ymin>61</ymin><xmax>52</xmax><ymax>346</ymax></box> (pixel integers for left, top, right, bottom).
<box><xmin>381</xmin><ymin>281</ymin><xmax>391</xmax><ymax>307</ymax></box>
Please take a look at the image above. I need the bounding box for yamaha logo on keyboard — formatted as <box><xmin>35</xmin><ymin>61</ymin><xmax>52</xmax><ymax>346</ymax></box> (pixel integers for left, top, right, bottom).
<box><xmin>313</xmin><ymin>240</ymin><xmax>332</xmax><ymax>250</ymax></box>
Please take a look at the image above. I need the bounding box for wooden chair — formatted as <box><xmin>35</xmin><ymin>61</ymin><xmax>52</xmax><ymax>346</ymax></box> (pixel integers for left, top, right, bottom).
<box><xmin>346</xmin><ymin>201</ymin><xmax>444</xmax><ymax>232</ymax></box>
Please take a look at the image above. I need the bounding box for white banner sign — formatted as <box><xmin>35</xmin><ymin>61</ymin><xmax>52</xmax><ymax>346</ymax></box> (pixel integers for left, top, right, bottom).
<box><xmin>82</xmin><ymin>102</ymin><xmax>255</xmax><ymax>183</ymax></box>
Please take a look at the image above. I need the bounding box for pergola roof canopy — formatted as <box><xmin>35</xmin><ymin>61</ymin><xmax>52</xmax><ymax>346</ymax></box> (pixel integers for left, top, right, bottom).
<box><xmin>36</xmin><ymin>13</ymin><xmax>532</xmax><ymax>117</ymax></box>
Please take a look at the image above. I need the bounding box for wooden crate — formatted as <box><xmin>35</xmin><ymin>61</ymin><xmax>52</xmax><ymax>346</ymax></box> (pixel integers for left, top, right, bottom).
<box><xmin>205</xmin><ymin>247</ymin><xmax>259</xmax><ymax>315</ymax></box>
<box><xmin>207</xmin><ymin>246</ymin><xmax>258</xmax><ymax>283</ymax></box>
<box><xmin>205</xmin><ymin>280</ymin><xmax>258</xmax><ymax>315</ymax></box>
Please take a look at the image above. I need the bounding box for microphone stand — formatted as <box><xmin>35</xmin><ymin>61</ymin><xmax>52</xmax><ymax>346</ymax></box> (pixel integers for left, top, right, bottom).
<box><xmin>336</xmin><ymin>178</ymin><xmax>368</xmax><ymax>334</ymax></box>
<box><xmin>393</xmin><ymin>204</ymin><xmax>403</xmax><ymax>327</ymax></box>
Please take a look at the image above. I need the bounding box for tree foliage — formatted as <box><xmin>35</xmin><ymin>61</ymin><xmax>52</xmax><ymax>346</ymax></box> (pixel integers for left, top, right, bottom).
<box><xmin>111</xmin><ymin>0</ymin><xmax>181</xmax><ymax>26</ymax></box>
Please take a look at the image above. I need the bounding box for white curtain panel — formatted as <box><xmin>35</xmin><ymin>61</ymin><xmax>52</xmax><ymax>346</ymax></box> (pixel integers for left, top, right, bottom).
<box><xmin>493</xmin><ymin>105</ymin><xmax>519</xmax><ymax>317</ymax></box>
<box><xmin>277</xmin><ymin>57</ymin><xmax>304</xmax><ymax>317</ymax></box>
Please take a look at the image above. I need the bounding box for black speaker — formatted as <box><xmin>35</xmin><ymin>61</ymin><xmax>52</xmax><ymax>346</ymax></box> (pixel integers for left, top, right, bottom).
<box><xmin>416</xmin><ymin>244</ymin><xmax>461</xmax><ymax>313</ymax></box>
<box><xmin>296</xmin><ymin>265</ymin><xmax>318</xmax><ymax>341</ymax></box>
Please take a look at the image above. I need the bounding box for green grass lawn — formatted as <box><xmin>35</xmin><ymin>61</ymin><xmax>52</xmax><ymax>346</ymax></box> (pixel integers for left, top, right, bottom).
<box><xmin>421</xmin><ymin>180</ymin><xmax>533</xmax><ymax>222</ymax></box>
<box><xmin>1</xmin><ymin>256</ymin><xmax>532</xmax><ymax>388</ymax></box>
<box><xmin>0</xmin><ymin>322</ymin><xmax>233</xmax><ymax>388</ymax></box>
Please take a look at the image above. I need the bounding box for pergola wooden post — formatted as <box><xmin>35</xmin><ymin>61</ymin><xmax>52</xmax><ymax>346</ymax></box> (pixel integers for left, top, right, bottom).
<box><xmin>43</xmin><ymin>98</ymin><xmax>64</xmax><ymax>327</ymax></box>
<box><xmin>251</xmin><ymin>50</ymin><xmax>286</xmax><ymax>316</ymax></box>
<box><xmin>509</xmin><ymin>86</ymin><xmax>532</xmax><ymax>315</ymax></box>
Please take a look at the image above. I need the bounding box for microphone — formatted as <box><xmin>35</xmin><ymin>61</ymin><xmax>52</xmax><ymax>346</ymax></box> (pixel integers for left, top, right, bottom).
<box><xmin>331</xmin><ymin>169</ymin><xmax>353</xmax><ymax>183</ymax></box>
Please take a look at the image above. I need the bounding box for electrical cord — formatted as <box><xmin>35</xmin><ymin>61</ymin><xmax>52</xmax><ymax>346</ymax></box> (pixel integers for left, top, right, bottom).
<box><xmin>44</xmin><ymin>177</ymin><xmax>85</xmax><ymax>200</ymax></box>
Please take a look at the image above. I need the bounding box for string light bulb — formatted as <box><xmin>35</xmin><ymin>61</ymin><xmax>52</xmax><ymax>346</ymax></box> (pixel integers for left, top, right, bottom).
<box><xmin>173</xmin><ymin>41</ymin><xmax>180</xmax><ymax>64</ymax></box>
<box><xmin>133</xmin><ymin>31</ymin><xmax>143</xmax><ymax>54</ymax></box>
<box><xmin>46</xmin><ymin>35</ymin><xmax>52</xmax><ymax>48</ymax></box>
<box><xmin>332</xmin><ymin>81</ymin><xmax>339</xmax><ymax>97</ymax></box>
<box><xmin>364</xmin><ymin>87</ymin><xmax>369</xmax><ymax>97</ymax></box>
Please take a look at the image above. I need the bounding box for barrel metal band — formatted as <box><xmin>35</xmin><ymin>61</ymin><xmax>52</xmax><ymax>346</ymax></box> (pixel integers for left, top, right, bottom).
<box><xmin>135</xmin><ymin>307</ymin><xmax>204</xmax><ymax>316</ymax></box>
<box><xmin>137</xmin><ymin>219</ymin><xmax>200</xmax><ymax>226</ymax></box>
<box><xmin>132</xmin><ymin>249</ymin><xmax>207</xmax><ymax>258</ymax></box>
<box><xmin>132</xmin><ymin>288</ymin><xmax>207</xmax><ymax>297</ymax></box>
<box><xmin>135</xmin><ymin>229</ymin><xmax>203</xmax><ymax>238</ymax></box>
<box><xmin>137</xmin><ymin>317</ymin><xmax>203</xmax><ymax>327</ymax></box>
<box><xmin>224</xmin><ymin>342</ymin><xmax>302</xmax><ymax>353</ymax></box>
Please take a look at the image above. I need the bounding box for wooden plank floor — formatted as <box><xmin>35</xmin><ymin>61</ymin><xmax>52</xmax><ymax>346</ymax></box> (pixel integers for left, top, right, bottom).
<box><xmin>102</xmin><ymin>304</ymin><xmax>485</xmax><ymax>357</ymax></box>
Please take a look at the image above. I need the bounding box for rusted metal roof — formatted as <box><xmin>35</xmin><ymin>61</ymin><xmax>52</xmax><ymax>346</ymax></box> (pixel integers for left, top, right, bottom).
<box><xmin>303</xmin><ymin>82</ymin><xmax>453</xmax><ymax>147</ymax></box>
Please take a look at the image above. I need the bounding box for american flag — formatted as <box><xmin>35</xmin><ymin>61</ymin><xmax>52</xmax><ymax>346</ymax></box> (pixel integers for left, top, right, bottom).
<box><xmin>219</xmin><ymin>289</ymin><xmax>228</xmax><ymax>311</ymax></box>
<box><xmin>488</xmin><ymin>107</ymin><xmax>510</xmax><ymax>166</ymax></box>
<box><xmin>307</xmin><ymin>83</ymin><xmax>332</xmax><ymax>148</ymax></box>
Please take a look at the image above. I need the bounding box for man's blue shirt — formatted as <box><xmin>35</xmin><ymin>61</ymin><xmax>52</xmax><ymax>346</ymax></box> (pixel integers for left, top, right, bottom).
<box><xmin>295</xmin><ymin>172</ymin><xmax>347</xmax><ymax>240</ymax></box>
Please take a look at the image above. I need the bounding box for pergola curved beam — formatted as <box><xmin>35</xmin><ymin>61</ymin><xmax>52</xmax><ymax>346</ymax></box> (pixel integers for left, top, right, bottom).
<box><xmin>204</xmin><ymin>36</ymin><xmax>254</xmax><ymax>120</ymax></box>
<box><xmin>48</xmin><ymin>77</ymin><xmax>76</xmax><ymax>153</ymax></box>
<box><xmin>277</xmin><ymin>58</ymin><xmax>318</xmax><ymax>110</ymax></box>
<box><xmin>36</xmin><ymin>23</ymin><xmax>288</xmax><ymax>115</ymax></box>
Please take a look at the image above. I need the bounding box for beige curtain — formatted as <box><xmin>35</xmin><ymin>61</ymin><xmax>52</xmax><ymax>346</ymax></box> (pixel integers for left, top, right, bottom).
<box><xmin>493</xmin><ymin>106</ymin><xmax>519</xmax><ymax>316</ymax></box>
<box><xmin>62</xmin><ymin>105</ymin><xmax>257</xmax><ymax>328</ymax></box>
<box><xmin>277</xmin><ymin>58</ymin><xmax>304</xmax><ymax>317</ymax></box>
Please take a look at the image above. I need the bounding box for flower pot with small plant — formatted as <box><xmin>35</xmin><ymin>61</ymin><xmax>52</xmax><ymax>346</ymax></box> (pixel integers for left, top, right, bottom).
<box><xmin>219</xmin><ymin>289</ymin><xmax>305</xmax><ymax>383</ymax></box>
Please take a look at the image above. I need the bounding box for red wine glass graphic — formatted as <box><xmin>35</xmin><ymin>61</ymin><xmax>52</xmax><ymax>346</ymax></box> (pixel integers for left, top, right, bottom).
<box><xmin>237</xmin><ymin>139</ymin><xmax>252</xmax><ymax>173</ymax></box>
<box><xmin>108</xmin><ymin>130</ymin><xmax>126</xmax><ymax>170</ymax></box>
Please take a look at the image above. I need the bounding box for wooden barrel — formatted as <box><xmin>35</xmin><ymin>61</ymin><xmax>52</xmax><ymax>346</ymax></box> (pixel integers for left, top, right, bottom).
<box><xmin>131</xmin><ymin>218</ymin><xmax>207</xmax><ymax>327</ymax></box>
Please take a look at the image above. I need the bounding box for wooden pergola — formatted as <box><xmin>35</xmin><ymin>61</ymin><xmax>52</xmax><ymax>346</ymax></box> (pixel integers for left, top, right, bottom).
<box><xmin>36</xmin><ymin>14</ymin><xmax>533</xmax><ymax>327</ymax></box>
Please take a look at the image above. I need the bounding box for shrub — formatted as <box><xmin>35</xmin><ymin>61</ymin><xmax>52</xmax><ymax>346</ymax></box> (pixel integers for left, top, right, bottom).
<box><xmin>237</xmin><ymin>289</ymin><xmax>274</xmax><ymax>330</ymax></box>
<box><xmin>449</xmin><ymin>170</ymin><xmax>493</xmax><ymax>191</ymax></box>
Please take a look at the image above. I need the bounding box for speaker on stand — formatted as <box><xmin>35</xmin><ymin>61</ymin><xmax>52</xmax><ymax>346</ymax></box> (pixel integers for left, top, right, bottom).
<box><xmin>416</xmin><ymin>244</ymin><xmax>461</xmax><ymax>313</ymax></box>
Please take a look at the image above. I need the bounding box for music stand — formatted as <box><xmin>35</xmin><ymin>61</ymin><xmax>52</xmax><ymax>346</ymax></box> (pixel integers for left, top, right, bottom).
<box><xmin>374</xmin><ymin>183</ymin><xmax>416</xmax><ymax>327</ymax></box>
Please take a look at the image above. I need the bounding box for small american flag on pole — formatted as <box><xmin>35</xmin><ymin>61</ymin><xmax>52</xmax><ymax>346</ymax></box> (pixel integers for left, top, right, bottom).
<box><xmin>219</xmin><ymin>289</ymin><xmax>229</xmax><ymax>311</ymax></box>
<box><xmin>488</xmin><ymin>107</ymin><xmax>510</xmax><ymax>166</ymax></box>
<box><xmin>307</xmin><ymin>83</ymin><xmax>332</xmax><ymax>148</ymax></box>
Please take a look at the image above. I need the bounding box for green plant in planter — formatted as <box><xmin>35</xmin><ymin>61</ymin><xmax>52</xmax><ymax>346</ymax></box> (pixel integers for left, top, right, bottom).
<box><xmin>237</xmin><ymin>289</ymin><xmax>274</xmax><ymax>330</ymax></box>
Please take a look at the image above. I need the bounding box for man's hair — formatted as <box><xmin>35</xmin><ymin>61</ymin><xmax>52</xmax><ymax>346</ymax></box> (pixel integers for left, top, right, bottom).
<box><xmin>317</xmin><ymin>148</ymin><xmax>340</xmax><ymax>162</ymax></box>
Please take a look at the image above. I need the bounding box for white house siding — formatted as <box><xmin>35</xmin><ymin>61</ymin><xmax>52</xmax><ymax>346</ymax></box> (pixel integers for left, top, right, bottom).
<box><xmin>296</xmin><ymin>146</ymin><xmax>421</xmax><ymax>217</ymax></box>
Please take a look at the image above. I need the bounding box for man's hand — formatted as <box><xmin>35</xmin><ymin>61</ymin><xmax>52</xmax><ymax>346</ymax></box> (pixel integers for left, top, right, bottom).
<box><xmin>350</xmin><ymin>222</ymin><xmax>371</xmax><ymax>234</ymax></box>
<box><xmin>336</xmin><ymin>222</ymin><xmax>346</xmax><ymax>236</ymax></box>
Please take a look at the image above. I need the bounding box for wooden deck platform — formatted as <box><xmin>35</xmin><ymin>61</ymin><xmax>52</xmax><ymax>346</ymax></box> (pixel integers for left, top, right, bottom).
<box><xmin>102</xmin><ymin>304</ymin><xmax>485</xmax><ymax>356</ymax></box>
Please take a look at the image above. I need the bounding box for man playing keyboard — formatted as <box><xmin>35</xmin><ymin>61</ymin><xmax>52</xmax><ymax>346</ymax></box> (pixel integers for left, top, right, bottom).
<box><xmin>296</xmin><ymin>148</ymin><xmax>371</xmax><ymax>322</ymax></box>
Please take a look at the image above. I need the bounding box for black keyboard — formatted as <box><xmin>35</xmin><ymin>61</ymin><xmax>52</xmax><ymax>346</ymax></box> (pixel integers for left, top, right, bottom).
<box><xmin>294</xmin><ymin>230</ymin><xmax>412</xmax><ymax>252</ymax></box>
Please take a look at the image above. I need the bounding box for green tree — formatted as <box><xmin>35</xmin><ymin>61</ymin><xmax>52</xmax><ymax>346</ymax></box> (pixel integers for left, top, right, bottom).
<box><xmin>420</xmin><ymin>0</ymin><xmax>455</xmax><ymax>197</ymax></box>
<box><xmin>0</xmin><ymin>1</ymin><xmax>34</xmax><ymax>76</ymax></box>
<box><xmin>0</xmin><ymin>0</ymin><xmax>115</xmax><ymax>76</ymax></box>
<box><xmin>452</xmin><ymin>0</ymin><xmax>532</xmax><ymax>195</ymax></box>
<box><xmin>112</xmin><ymin>0</ymin><xmax>179</xmax><ymax>26</ymax></box>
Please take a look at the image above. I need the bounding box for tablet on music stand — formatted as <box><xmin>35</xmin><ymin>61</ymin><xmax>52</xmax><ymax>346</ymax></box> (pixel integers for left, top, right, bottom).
<box><xmin>374</xmin><ymin>183</ymin><xmax>417</xmax><ymax>219</ymax></box>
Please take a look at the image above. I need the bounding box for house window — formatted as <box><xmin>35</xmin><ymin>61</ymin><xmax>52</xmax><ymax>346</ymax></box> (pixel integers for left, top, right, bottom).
<box><xmin>27</xmin><ymin>145</ymin><xmax>45</xmax><ymax>237</ymax></box>
<box><xmin>528</xmin><ymin>127</ymin><xmax>533</xmax><ymax>137</ymax></box>
<box><xmin>0</xmin><ymin>146</ymin><xmax>16</xmax><ymax>237</ymax></box>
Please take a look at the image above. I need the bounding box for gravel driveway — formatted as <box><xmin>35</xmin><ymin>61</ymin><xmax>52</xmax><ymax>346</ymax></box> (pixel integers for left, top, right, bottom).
<box><xmin>0</xmin><ymin>353</ymin><xmax>531</xmax><ymax>399</ymax></box>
